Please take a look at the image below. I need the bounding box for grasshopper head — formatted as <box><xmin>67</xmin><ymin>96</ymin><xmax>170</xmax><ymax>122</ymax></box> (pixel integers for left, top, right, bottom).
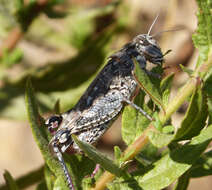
<box><xmin>133</xmin><ymin>34</ymin><xmax>163</xmax><ymax>65</ymax></box>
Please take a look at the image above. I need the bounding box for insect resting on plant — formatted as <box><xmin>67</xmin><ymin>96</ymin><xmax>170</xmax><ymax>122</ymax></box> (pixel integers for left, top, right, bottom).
<box><xmin>45</xmin><ymin>16</ymin><xmax>168</xmax><ymax>190</ymax></box>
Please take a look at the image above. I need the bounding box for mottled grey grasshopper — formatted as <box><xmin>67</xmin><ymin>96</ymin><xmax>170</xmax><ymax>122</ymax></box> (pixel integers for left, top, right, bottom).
<box><xmin>45</xmin><ymin>16</ymin><xmax>166</xmax><ymax>190</ymax></box>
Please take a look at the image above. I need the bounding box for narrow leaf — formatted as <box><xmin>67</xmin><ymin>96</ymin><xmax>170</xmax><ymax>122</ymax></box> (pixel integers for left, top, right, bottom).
<box><xmin>160</xmin><ymin>73</ymin><xmax>174</xmax><ymax>93</ymax></box>
<box><xmin>174</xmin><ymin>86</ymin><xmax>208</xmax><ymax>141</ymax></box>
<box><xmin>133</xmin><ymin>58</ymin><xmax>165</xmax><ymax>112</ymax></box>
<box><xmin>160</xmin><ymin>73</ymin><xmax>174</xmax><ymax>107</ymax></box>
<box><xmin>3</xmin><ymin>170</ymin><xmax>19</xmax><ymax>190</ymax></box>
<box><xmin>137</xmin><ymin>125</ymin><xmax>212</xmax><ymax>190</ymax></box>
<box><xmin>72</xmin><ymin>135</ymin><xmax>123</xmax><ymax>177</ymax></box>
<box><xmin>25</xmin><ymin>79</ymin><xmax>70</xmax><ymax>189</ymax></box>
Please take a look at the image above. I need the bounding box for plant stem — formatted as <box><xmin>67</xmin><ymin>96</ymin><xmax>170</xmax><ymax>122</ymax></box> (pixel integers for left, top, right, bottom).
<box><xmin>91</xmin><ymin>54</ymin><xmax>212</xmax><ymax>190</ymax></box>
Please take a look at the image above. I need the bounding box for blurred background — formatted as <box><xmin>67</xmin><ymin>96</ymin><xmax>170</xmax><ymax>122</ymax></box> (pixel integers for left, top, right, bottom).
<box><xmin>0</xmin><ymin>0</ymin><xmax>211</xmax><ymax>189</ymax></box>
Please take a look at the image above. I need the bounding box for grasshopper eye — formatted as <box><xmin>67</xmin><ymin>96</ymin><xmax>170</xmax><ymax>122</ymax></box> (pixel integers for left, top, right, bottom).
<box><xmin>45</xmin><ymin>115</ymin><xmax>63</xmax><ymax>134</ymax></box>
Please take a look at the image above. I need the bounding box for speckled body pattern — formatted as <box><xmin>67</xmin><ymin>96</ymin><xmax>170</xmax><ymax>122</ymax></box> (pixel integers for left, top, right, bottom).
<box><xmin>60</xmin><ymin>47</ymin><xmax>138</xmax><ymax>151</ymax></box>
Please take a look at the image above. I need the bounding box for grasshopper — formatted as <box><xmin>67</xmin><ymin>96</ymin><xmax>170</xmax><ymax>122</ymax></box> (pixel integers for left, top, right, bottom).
<box><xmin>45</xmin><ymin>16</ymin><xmax>166</xmax><ymax>190</ymax></box>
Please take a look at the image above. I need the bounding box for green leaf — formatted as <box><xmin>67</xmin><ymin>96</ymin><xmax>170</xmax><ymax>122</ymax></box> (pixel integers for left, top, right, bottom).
<box><xmin>160</xmin><ymin>73</ymin><xmax>174</xmax><ymax>107</ymax></box>
<box><xmin>152</xmin><ymin>113</ymin><xmax>162</xmax><ymax>131</ymax></box>
<box><xmin>161</xmin><ymin>89</ymin><xmax>170</xmax><ymax>109</ymax></box>
<box><xmin>147</xmin><ymin>130</ymin><xmax>174</xmax><ymax>148</ymax></box>
<box><xmin>133</xmin><ymin>58</ymin><xmax>165</xmax><ymax>112</ymax></box>
<box><xmin>122</xmin><ymin>92</ymin><xmax>151</xmax><ymax>145</ymax></box>
<box><xmin>162</xmin><ymin>125</ymin><xmax>175</xmax><ymax>134</ymax></box>
<box><xmin>3</xmin><ymin>170</ymin><xmax>19</xmax><ymax>190</ymax></box>
<box><xmin>160</xmin><ymin>73</ymin><xmax>174</xmax><ymax>93</ymax></box>
<box><xmin>72</xmin><ymin>135</ymin><xmax>123</xmax><ymax>177</ymax></box>
<box><xmin>192</xmin><ymin>0</ymin><xmax>212</xmax><ymax>68</ymax></box>
<box><xmin>174</xmin><ymin>86</ymin><xmax>208</xmax><ymax>141</ymax></box>
<box><xmin>107</xmin><ymin>176</ymin><xmax>141</xmax><ymax>190</ymax></box>
<box><xmin>25</xmin><ymin>79</ymin><xmax>71</xmax><ymax>189</ymax></box>
<box><xmin>44</xmin><ymin>165</ymin><xmax>55</xmax><ymax>190</ymax></box>
<box><xmin>136</xmin><ymin>125</ymin><xmax>212</xmax><ymax>190</ymax></box>
<box><xmin>114</xmin><ymin>146</ymin><xmax>122</xmax><ymax>166</ymax></box>
<box><xmin>190</xmin><ymin>150</ymin><xmax>212</xmax><ymax>178</ymax></box>
<box><xmin>122</xmin><ymin>106</ymin><xmax>148</xmax><ymax>145</ymax></box>
<box><xmin>53</xmin><ymin>177</ymin><xmax>69</xmax><ymax>190</ymax></box>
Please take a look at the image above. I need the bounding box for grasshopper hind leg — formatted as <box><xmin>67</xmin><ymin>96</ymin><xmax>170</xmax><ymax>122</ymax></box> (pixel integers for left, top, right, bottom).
<box><xmin>122</xmin><ymin>97</ymin><xmax>153</xmax><ymax>121</ymax></box>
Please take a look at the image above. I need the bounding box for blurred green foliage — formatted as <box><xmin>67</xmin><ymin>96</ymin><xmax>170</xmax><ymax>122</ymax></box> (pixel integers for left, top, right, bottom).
<box><xmin>0</xmin><ymin>0</ymin><xmax>127</xmax><ymax>120</ymax></box>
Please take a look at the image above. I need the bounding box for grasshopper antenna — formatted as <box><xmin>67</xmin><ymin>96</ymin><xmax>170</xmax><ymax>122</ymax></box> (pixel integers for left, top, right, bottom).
<box><xmin>152</xmin><ymin>27</ymin><xmax>184</xmax><ymax>38</ymax></box>
<box><xmin>147</xmin><ymin>13</ymin><xmax>159</xmax><ymax>36</ymax></box>
<box><xmin>52</xmin><ymin>142</ymin><xmax>75</xmax><ymax>190</ymax></box>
